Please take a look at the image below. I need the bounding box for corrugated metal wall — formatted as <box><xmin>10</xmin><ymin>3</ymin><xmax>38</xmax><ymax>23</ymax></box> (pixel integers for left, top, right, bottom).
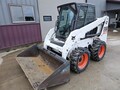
<box><xmin>0</xmin><ymin>0</ymin><xmax>40</xmax><ymax>25</ymax></box>
<box><xmin>0</xmin><ymin>23</ymin><xmax>42</xmax><ymax>49</ymax></box>
<box><xmin>0</xmin><ymin>0</ymin><xmax>42</xmax><ymax>49</ymax></box>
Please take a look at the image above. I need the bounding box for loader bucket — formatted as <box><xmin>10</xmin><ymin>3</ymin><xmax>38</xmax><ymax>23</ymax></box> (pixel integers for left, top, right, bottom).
<box><xmin>16</xmin><ymin>45</ymin><xmax>70</xmax><ymax>90</ymax></box>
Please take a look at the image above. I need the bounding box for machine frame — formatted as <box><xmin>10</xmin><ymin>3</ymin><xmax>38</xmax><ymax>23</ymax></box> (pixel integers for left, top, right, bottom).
<box><xmin>44</xmin><ymin>3</ymin><xmax>109</xmax><ymax>60</ymax></box>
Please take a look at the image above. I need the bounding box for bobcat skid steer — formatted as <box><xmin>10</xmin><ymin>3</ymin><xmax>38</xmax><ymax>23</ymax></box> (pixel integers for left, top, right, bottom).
<box><xmin>16</xmin><ymin>2</ymin><xmax>109</xmax><ymax>90</ymax></box>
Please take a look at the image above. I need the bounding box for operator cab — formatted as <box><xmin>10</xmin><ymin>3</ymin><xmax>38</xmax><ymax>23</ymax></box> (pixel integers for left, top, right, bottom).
<box><xmin>55</xmin><ymin>3</ymin><xmax>96</xmax><ymax>41</ymax></box>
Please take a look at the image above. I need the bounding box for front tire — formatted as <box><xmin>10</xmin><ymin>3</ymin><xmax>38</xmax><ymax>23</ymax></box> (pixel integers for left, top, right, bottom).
<box><xmin>70</xmin><ymin>47</ymin><xmax>90</xmax><ymax>73</ymax></box>
<box><xmin>90</xmin><ymin>40</ymin><xmax>106</xmax><ymax>61</ymax></box>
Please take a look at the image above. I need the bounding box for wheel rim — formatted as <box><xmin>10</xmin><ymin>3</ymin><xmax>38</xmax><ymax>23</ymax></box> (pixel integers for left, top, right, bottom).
<box><xmin>98</xmin><ymin>45</ymin><xmax>105</xmax><ymax>58</ymax></box>
<box><xmin>78</xmin><ymin>53</ymin><xmax>88</xmax><ymax>69</ymax></box>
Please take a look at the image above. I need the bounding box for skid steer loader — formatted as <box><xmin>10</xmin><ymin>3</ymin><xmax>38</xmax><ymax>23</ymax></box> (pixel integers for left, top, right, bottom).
<box><xmin>16</xmin><ymin>2</ymin><xmax>109</xmax><ymax>90</ymax></box>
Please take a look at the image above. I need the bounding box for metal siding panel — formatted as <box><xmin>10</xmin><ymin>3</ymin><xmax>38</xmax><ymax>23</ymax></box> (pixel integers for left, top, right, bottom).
<box><xmin>25</xmin><ymin>25</ymin><xmax>31</xmax><ymax>43</ymax></box>
<box><xmin>34</xmin><ymin>0</ymin><xmax>40</xmax><ymax>23</ymax></box>
<box><xmin>29</xmin><ymin>0</ymin><xmax>33</xmax><ymax>5</ymax></box>
<box><xmin>6</xmin><ymin>26</ymin><xmax>11</xmax><ymax>47</ymax></box>
<box><xmin>30</xmin><ymin>25</ymin><xmax>35</xmax><ymax>42</ymax></box>
<box><xmin>25</xmin><ymin>0</ymin><xmax>31</xmax><ymax>5</ymax></box>
<box><xmin>11</xmin><ymin>26</ymin><xmax>17</xmax><ymax>46</ymax></box>
<box><xmin>11</xmin><ymin>0</ymin><xmax>17</xmax><ymax>4</ymax></box>
<box><xmin>0</xmin><ymin>28</ymin><xmax>2</xmax><ymax>47</ymax></box>
<box><xmin>30</xmin><ymin>25</ymin><xmax>34</xmax><ymax>42</ymax></box>
<box><xmin>24</xmin><ymin>25</ymin><xmax>30</xmax><ymax>44</ymax></box>
<box><xmin>0</xmin><ymin>27</ymin><xmax>4</xmax><ymax>49</ymax></box>
<box><xmin>35</xmin><ymin>24</ymin><xmax>39</xmax><ymax>41</ymax></box>
<box><xmin>26</xmin><ymin>25</ymin><xmax>32</xmax><ymax>43</ymax></box>
<box><xmin>33</xmin><ymin>24</ymin><xmax>41</xmax><ymax>41</ymax></box>
<box><xmin>20</xmin><ymin>26</ymin><xmax>26</xmax><ymax>44</ymax></box>
<box><xmin>0</xmin><ymin>2</ymin><xmax>4</xmax><ymax>25</ymax></box>
<box><xmin>16</xmin><ymin>25</ymin><xmax>22</xmax><ymax>45</ymax></box>
<box><xmin>15</xmin><ymin>25</ymin><xmax>22</xmax><ymax>45</ymax></box>
<box><xmin>31</xmin><ymin>24</ymin><xmax>37</xmax><ymax>41</ymax></box>
<box><xmin>23</xmin><ymin>25</ymin><xmax>29</xmax><ymax>43</ymax></box>
<box><xmin>31</xmin><ymin>25</ymin><xmax>35</xmax><ymax>42</ymax></box>
<box><xmin>1</xmin><ymin>0</ymin><xmax>12</xmax><ymax>25</ymax></box>
<box><xmin>33</xmin><ymin>24</ymin><xmax>39</xmax><ymax>41</ymax></box>
<box><xmin>21</xmin><ymin>25</ymin><xmax>28</xmax><ymax>43</ymax></box>
<box><xmin>35</xmin><ymin>24</ymin><xmax>41</xmax><ymax>41</ymax></box>
<box><xmin>34</xmin><ymin>24</ymin><xmax>39</xmax><ymax>41</ymax></box>
<box><xmin>16</xmin><ymin>26</ymin><xmax>22</xmax><ymax>44</ymax></box>
<box><xmin>0</xmin><ymin>27</ymin><xmax>4</xmax><ymax>48</ymax></box>
<box><xmin>21</xmin><ymin>0</ymin><xmax>26</xmax><ymax>4</ymax></box>
<box><xmin>1</xmin><ymin>27</ymin><xmax>9</xmax><ymax>48</ymax></box>
<box><xmin>16</xmin><ymin>0</ymin><xmax>22</xmax><ymax>5</ymax></box>
<box><xmin>31</xmin><ymin>25</ymin><xmax>37</xmax><ymax>42</ymax></box>
<box><xmin>6</xmin><ymin>0</ymin><xmax>12</xmax><ymax>3</ymax></box>
<box><xmin>0</xmin><ymin>0</ymin><xmax>6</xmax><ymax>25</ymax></box>
<box><xmin>30</xmin><ymin>0</ymin><xmax>36</xmax><ymax>5</ymax></box>
<box><xmin>7</xmin><ymin>26</ymin><xmax>14</xmax><ymax>46</ymax></box>
<box><xmin>20</xmin><ymin>25</ymin><xmax>25</xmax><ymax>44</ymax></box>
<box><xmin>38</xmin><ymin>24</ymin><xmax>42</xmax><ymax>41</ymax></box>
<box><xmin>19</xmin><ymin>26</ymin><xmax>25</xmax><ymax>44</ymax></box>
<box><xmin>0</xmin><ymin>23</ymin><xmax>42</xmax><ymax>49</ymax></box>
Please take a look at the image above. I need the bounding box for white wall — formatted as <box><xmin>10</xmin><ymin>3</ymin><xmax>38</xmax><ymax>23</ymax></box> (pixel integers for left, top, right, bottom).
<box><xmin>38</xmin><ymin>0</ymin><xmax>85</xmax><ymax>40</ymax></box>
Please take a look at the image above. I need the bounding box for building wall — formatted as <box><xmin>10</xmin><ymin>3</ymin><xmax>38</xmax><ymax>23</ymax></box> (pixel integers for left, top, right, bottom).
<box><xmin>107</xmin><ymin>3</ymin><xmax>120</xmax><ymax>10</ymax></box>
<box><xmin>87</xmin><ymin>0</ymin><xmax>106</xmax><ymax>18</ymax></box>
<box><xmin>0</xmin><ymin>0</ymin><xmax>40</xmax><ymax>25</ymax></box>
<box><xmin>106</xmin><ymin>2</ymin><xmax>120</xmax><ymax>25</ymax></box>
<box><xmin>38</xmin><ymin>0</ymin><xmax>85</xmax><ymax>40</ymax></box>
<box><xmin>0</xmin><ymin>23</ymin><xmax>42</xmax><ymax>49</ymax></box>
<box><xmin>0</xmin><ymin>0</ymin><xmax>42</xmax><ymax>50</ymax></box>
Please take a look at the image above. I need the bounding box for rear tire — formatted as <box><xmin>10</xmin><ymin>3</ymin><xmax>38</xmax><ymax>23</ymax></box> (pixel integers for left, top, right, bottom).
<box><xmin>70</xmin><ymin>47</ymin><xmax>90</xmax><ymax>73</ymax></box>
<box><xmin>90</xmin><ymin>40</ymin><xmax>106</xmax><ymax>61</ymax></box>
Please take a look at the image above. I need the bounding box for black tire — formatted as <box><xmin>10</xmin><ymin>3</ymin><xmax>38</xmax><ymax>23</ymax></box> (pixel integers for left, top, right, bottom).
<box><xmin>90</xmin><ymin>40</ymin><xmax>106</xmax><ymax>61</ymax></box>
<box><xmin>70</xmin><ymin>47</ymin><xmax>90</xmax><ymax>73</ymax></box>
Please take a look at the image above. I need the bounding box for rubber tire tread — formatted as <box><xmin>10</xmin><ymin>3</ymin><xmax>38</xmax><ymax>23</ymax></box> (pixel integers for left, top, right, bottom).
<box><xmin>70</xmin><ymin>47</ymin><xmax>90</xmax><ymax>73</ymax></box>
<box><xmin>90</xmin><ymin>40</ymin><xmax>106</xmax><ymax>61</ymax></box>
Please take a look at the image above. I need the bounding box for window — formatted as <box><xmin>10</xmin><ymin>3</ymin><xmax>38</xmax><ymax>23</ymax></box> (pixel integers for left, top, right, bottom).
<box><xmin>85</xmin><ymin>6</ymin><xmax>95</xmax><ymax>25</ymax></box>
<box><xmin>59</xmin><ymin>8</ymin><xmax>74</xmax><ymax>28</ymax></box>
<box><xmin>10</xmin><ymin>5</ymin><xmax>35</xmax><ymax>23</ymax></box>
<box><xmin>56</xmin><ymin>6</ymin><xmax>75</xmax><ymax>39</ymax></box>
<box><xmin>23</xmin><ymin>6</ymin><xmax>35</xmax><ymax>21</ymax></box>
<box><xmin>75</xmin><ymin>5</ymin><xmax>95</xmax><ymax>29</ymax></box>
<box><xmin>76</xmin><ymin>6</ymin><xmax>87</xmax><ymax>29</ymax></box>
<box><xmin>79</xmin><ymin>9</ymin><xmax>85</xmax><ymax>19</ymax></box>
<box><xmin>10</xmin><ymin>6</ymin><xmax>24</xmax><ymax>22</ymax></box>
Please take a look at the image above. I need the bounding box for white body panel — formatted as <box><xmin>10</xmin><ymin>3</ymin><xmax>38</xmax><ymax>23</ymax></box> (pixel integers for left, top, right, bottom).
<box><xmin>44</xmin><ymin>16</ymin><xmax>109</xmax><ymax>59</ymax></box>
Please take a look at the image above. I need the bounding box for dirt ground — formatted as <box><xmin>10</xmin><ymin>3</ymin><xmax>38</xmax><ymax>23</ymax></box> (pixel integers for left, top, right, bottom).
<box><xmin>0</xmin><ymin>31</ymin><xmax>120</xmax><ymax>90</ymax></box>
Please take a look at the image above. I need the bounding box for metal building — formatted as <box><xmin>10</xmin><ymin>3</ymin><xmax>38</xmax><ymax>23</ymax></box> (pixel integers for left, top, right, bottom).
<box><xmin>0</xmin><ymin>0</ymin><xmax>42</xmax><ymax>50</ymax></box>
